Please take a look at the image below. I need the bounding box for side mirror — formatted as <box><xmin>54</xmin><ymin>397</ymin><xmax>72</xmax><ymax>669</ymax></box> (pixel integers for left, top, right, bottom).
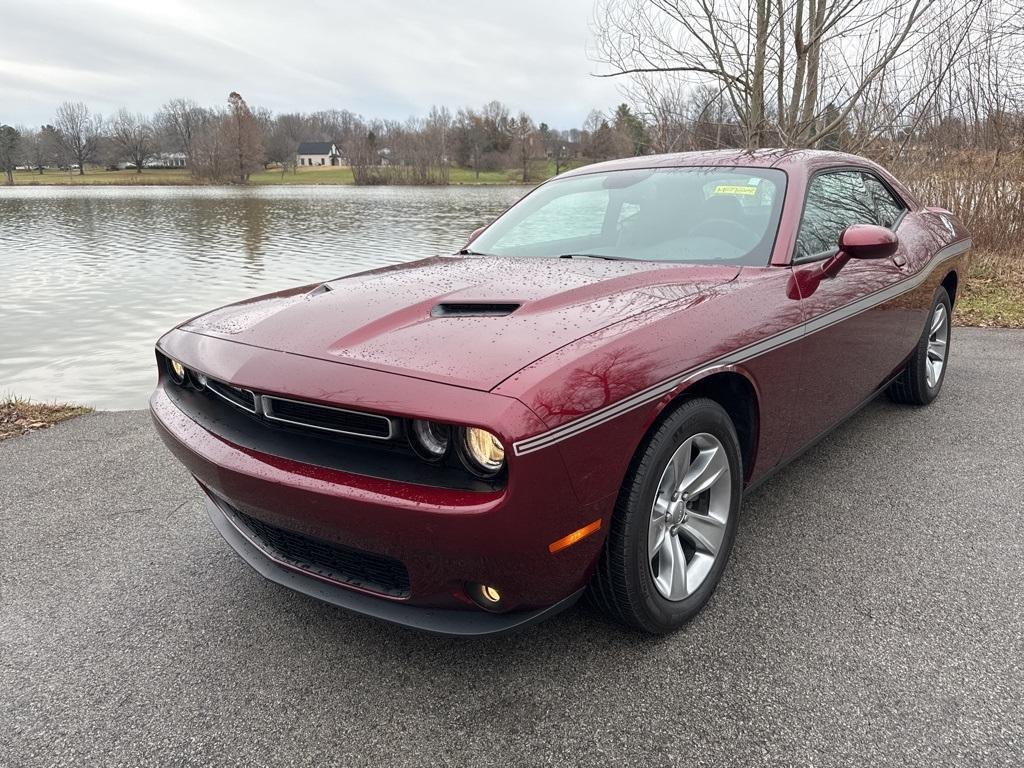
<box><xmin>467</xmin><ymin>226</ymin><xmax>486</xmax><ymax>244</ymax></box>
<box><xmin>821</xmin><ymin>224</ymin><xmax>898</xmax><ymax>278</ymax></box>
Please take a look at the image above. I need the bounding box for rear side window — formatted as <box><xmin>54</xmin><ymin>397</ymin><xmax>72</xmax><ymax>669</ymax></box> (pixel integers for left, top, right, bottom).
<box><xmin>796</xmin><ymin>170</ymin><xmax>905</xmax><ymax>259</ymax></box>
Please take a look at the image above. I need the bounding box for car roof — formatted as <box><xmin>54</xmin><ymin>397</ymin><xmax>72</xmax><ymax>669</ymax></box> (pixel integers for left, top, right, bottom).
<box><xmin>557</xmin><ymin>148</ymin><xmax>876</xmax><ymax>178</ymax></box>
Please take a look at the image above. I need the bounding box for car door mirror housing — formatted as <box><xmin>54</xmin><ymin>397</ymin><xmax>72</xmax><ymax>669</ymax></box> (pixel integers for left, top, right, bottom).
<box><xmin>820</xmin><ymin>224</ymin><xmax>899</xmax><ymax>279</ymax></box>
<box><xmin>839</xmin><ymin>224</ymin><xmax>899</xmax><ymax>260</ymax></box>
<box><xmin>467</xmin><ymin>226</ymin><xmax>486</xmax><ymax>244</ymax></box>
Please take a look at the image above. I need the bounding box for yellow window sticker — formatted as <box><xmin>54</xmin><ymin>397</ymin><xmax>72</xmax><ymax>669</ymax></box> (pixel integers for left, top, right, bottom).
<box><xmin>713</xmin><ymin>184</ymin><xmax>758</xmax><ymax>196</ymax></box>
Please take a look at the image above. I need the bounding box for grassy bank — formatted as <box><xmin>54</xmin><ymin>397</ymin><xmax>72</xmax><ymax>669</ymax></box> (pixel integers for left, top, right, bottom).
<box><xmin>957</xmin><ymin>251</ymin><xmax>1024</xmax><ymax>328</ymax></box>
<box><xmin>895</xmin><ymin>155</ymin><xmax>1024</xmax><ymax>329</ymax></box>
<box><xmin>0</xmin><ymin>397</ymin><xmax>93</xmax><ymax>441</ymax></box>
<box><xmin>7</xmin><ymin>161</ymin><xmax>578</xmax><ymax>187</ymax></box>
<box><xmin>9</xmin><ymin>167</ymin><xmax>196</xmax><ymax>185</ymax></box>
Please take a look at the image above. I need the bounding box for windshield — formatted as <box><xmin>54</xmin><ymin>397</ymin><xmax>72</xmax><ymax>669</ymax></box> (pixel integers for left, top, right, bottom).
<box><xmin>471</xmin><ymin>166</ymin><xmax>786</xmax><ymax>266</ymax></box>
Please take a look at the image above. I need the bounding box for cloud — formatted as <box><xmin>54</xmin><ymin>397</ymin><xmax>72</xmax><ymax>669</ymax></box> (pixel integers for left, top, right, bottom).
<box><xmin>0</xmin><ymin>0</ymin><xmax>623</xmax><ymax>127</ymax></box>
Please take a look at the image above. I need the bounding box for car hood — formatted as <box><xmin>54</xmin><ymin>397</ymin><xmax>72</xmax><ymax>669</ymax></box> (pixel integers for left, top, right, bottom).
<box><xmin>181</xmin><ymin>255</ymin><xmax>739</xmax><ymax>391</ymax></box>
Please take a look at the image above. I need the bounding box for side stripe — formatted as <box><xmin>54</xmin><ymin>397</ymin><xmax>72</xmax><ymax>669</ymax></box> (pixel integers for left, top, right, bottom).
<box><xmin>512</xmin><ymin>238</ymin><xmax>971</xmax><ymax>456</ymax></box>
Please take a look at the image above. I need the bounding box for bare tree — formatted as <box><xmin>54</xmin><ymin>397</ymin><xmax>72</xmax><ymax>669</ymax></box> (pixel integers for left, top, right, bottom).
<box><xmin>593</xmin><ymin>0</ymin><xmax>984</xmax><ymax>149</ymax></box>
<box><xmin>512</xmin><ymin>112</ymin><xmax>538</xmax><ymax>182</ymax></box>
<box><xmin>21</xmin><ymin>126</ymin><xmax>59</xmax><ymax>174</ymax></box>
<box><xmin>265</xmin><ymin>113</ymin><xmax>314</xmax><ymax>175</ymax></box>
<box><xmin>157</xmin><ymin>98</ymin><xmax>208</xmax><ymax>171</ymax></box>
<box><xmin>0</xmin><ymin>125</ymin><xmax>21</xmax><ymax>184</ymax></box>
<box><xmin>454</xmin><ymin>108</ymin><xmax>488</xmax><ymax>179</ymax></box>
<box><xmin>108</xmin><ymin>109</ymin><xmax>156</xmax><ymax>172</ymax></box>
<box><xmin>225</xmin><ymin>92</ymin><xmax>264</xmax><ymax>183</ymax></box>
<box><xmin>54</xmin><ymin>101</ymin><xmax>102</xmax><ymax>174</ymax></box>
<box><xmin>423</xmin><ymin>105</ymin><xmax>452</xmax><ymax>183</ymax></box>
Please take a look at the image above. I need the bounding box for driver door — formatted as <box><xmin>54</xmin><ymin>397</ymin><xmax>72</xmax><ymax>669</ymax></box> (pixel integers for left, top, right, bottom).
<box><xmin>786</xmin><ymin>169</ymin><xmax>917</xmax><ymax>451</ymax></box>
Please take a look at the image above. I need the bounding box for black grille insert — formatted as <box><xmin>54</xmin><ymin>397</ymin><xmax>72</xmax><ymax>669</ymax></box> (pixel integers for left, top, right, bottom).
<box><xmin>263</xmin><ymin>396</ymin><xmax>393</xmax><ymax>439</ymax></box>
<box><xmin>227</xmin><ymin>504</ymin><xmax>410</xmax><ymax>598</ymax></box>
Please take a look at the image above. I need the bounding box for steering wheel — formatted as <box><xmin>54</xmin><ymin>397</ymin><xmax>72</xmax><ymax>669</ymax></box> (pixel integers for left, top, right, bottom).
<box><xmin>687</xmin><ymin>217</ymin><xmax>756</xmax><ymax>248</ymax></box>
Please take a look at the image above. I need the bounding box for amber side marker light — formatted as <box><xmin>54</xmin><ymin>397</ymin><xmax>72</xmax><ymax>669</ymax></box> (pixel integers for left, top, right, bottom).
<box><xmin>548</xmin><ymin>519</ymin><xmax>602</xmax><ymax>554</ymax></box>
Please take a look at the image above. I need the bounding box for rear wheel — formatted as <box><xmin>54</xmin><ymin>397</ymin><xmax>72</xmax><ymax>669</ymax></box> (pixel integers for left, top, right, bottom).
<box><xmin>888</xmin><ymin>287</ymin><xmax>952</xmax><ymax>405</ymax></box>
<box><xmin>588</xmin><ymin>398</ymin><xmax>742</xmax><ymax>634</ymax></box>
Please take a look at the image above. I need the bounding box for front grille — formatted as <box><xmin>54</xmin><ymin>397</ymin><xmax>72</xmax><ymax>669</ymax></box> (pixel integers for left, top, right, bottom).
<box><xmin>228</xmin><ymin>505</ymin><xmax>411</xmax><ymax>598</ymax></box>
<box><xmin>263</xmin><ymin>396</ymin><xmax>394</xmax><ymax>439</ymax></box>
<box><xmin>206</xmin><ymin>378</ymin><xmax>257</xmax><ymax>412</ymax></box>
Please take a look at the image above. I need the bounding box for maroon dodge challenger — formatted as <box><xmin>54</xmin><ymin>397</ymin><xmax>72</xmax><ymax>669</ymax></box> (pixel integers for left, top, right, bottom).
<box><xmin>151</xmin><ymin>150</ymin><xmax>970</xmax><ymax>636</ymax></box>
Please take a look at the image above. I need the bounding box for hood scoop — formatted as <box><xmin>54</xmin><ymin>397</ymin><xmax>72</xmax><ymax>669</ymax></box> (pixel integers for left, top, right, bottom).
<box><xmin>306</xmin><ymin>283</ymin><xmax>333</xmax><ymax>297</ymax></box>
<box><xmin>430</xmin><ymin>302</ymin><xmax>521</xmax><ymax>318</ymax></box>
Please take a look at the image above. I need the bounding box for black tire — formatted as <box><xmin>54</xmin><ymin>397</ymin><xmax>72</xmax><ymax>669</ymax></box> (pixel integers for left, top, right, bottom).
<box><xmin>888</xmin><ymin>286</ymin><xmax>952</xmax><ymax>406</ymax></box>
<box><xmin>588</xmin><ymin>398</ymin><xmax>743</xmax><ymax>634</ymax></box>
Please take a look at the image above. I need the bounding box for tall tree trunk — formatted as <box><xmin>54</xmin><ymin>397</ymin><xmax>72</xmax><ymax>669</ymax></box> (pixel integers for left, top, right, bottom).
<box><xmin>798</xmin><ymin>0</ymin><xmax>828</xmax><ymax>144</ymax></box>
<box><xmin>786</xmin><ymin>0</ymin><xmax>807</xmax><ymax>138</ymax></box>
<box><xmin>776</xmin><ymin>0</ymin><xmax>786</xmax><ymax>132</ymax></box>
<box><xmin>748</xmin><ymin>0</ymin><xmax>770</xmax><ymax>148</ymax></box>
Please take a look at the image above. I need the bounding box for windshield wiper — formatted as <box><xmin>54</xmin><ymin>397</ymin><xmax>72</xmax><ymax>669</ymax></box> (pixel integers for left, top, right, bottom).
<box><xmin>558</xmin><ymin>253</ymin><xmax>632</xmax><ymax>261</ymax></box>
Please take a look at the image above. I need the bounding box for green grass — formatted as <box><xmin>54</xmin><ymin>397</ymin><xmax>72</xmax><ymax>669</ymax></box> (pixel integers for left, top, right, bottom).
<box><xmin>8</xmin><ymin>159</ymin><xmax>589</xmax><ymax>187</ymax></box>
<box><xmin>957</xmin><ymin>251</ymin><xmax>1024</xmax><ymax>328</ymax></box>
<box><xmin>9</xmin><ymin>167</ymin><xmax>193</xmax><ymax>185</ymax></box>
<box><xmin>0</xmin><ymin>396</ymin><xmax>92</xmax><ymax>440</ymax></box>
<box><xmin>249</xmin><ymin>165</ymin><xmax>356</xmax><ymax>184</ymax></box>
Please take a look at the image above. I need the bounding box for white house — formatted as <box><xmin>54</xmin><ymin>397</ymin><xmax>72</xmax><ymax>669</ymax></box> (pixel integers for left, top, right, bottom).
<box><xmin>145</xmin><ymin>152</ymin><xmax>187</xmax><ymax>168</ymax></box>
<box><xmin>296</xmin><ymin>141</ymin><xmax>341</xmax><ymax>167</ymax></box>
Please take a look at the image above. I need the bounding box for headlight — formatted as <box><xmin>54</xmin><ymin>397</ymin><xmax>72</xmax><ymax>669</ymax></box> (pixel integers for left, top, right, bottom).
<box><xmin>460</xmin><ymin>427</ymin><xmax>505</xmax><ymax>476</ymax></box>
<box><xmin>408</xmin><ymin>419</ymin><xmax>450</xmax><ymax>461</ymax></box>
<box><xmin>169</xmin><ymin>358</ymin><xmax>186</xmax><ymax>384</ymax></box>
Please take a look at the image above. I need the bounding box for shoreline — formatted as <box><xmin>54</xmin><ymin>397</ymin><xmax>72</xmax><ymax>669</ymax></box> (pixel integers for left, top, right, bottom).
<box><xmin>0</xmin><ymin>397</ymin><xmax>93</xmax><ymax>441</ymax></box>
<box><xmin>2</xmin><ymin>179</ymin><xmax>539</xmax><ymax>189</ymax></box>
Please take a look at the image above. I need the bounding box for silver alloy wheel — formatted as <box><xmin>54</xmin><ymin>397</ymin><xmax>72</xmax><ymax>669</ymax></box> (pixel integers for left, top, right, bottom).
<box><xmin>926</xmin><ymin>303</ymin><xmax>949</xmax><ymax>388</ymax></box>
<box><xmin>648</xmin><ymin>432</ymin><xmax>731</xmax><ymax>601</ymax></box>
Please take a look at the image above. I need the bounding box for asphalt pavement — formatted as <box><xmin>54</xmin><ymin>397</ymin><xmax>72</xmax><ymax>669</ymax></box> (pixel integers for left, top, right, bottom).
<box><xmin>2</xmin><ymin>327</ymin><xmax>1022</xmax><ymax>767</ymax></box>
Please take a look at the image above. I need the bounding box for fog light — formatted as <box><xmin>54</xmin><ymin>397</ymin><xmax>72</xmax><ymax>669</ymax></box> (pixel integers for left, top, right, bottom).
<box><xmin>469</xmin><ymin>582</ymin><xmax>504</xmax><ymax>611</ymax></box>
<box><xmin>481</xmin><ymin>585</ymin><xmax>501</xmax><ymax>603</ymax></box>
<box><xmin>169</xmin><ymin>358</ymin><xmax>186</xmax><ymax>384</ymax></box>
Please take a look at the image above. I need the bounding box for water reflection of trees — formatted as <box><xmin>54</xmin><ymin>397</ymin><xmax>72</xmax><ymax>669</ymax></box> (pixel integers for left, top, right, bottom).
<box><xmin>796</xmin><ymin>171</ymin><xmax>903</xmax><ymax>257</ymax></box>
<box><xmin>532</xmin><ymin>347</ymin><xmax>653</xmax><ymax>421</ymax></box>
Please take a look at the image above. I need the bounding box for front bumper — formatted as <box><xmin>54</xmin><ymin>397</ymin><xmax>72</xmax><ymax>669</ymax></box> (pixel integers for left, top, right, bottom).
<box><xmin>149</xmin><ymin>334</ymin><xmax>612</xmax><ymax>633</ymax></box>
<box><xmin>206</xmin><ymin>491</ymin><xmax>584</xmax><ymax>636</ymax></box>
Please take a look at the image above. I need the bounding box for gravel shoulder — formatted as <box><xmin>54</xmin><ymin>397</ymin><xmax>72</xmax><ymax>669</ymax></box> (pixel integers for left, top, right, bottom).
<box><xmin>2</xmin><ymin>328</ymin><xmax>1022</xmax><ymax>767</ymax></box>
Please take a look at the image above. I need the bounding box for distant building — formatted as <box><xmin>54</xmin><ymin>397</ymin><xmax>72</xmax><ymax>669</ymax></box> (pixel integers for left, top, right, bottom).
<box><xmin>119</xmin><ymin>153</ymin><xmax>187</xmax><ymax>170</ymax></box>
<box><xmin>145</xmin><ymin>152</ymin><xmax>187</xmax><ymax>168</ymax></box>
<box><xmin>296</xmin><ymin>141</ymin><xmax>341</xmax><ymax>167</ymax></box>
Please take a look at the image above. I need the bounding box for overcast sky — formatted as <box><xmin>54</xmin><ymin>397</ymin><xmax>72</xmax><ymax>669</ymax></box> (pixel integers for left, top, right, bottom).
<box><xmin>1</xmin><ymin>0</ymin><xmax>624</xmax><ymax>128</ymax></box>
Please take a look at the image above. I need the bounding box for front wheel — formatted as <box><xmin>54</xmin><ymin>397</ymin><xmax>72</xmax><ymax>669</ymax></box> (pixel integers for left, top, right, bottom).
<box><xmin>588</xmin><ymin>398</ymin><xmax>742</xmax><ymax>634</ymax></box>
<box><xmin>888</xmin><ymin>286</ymin><xmax>952</xmax><ymax>405</ymax></box>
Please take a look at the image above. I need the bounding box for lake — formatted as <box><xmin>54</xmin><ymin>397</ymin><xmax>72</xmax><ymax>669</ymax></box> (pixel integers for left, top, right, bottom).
<box><xmin>0</xmin><ymin>185</ymin><xmax>526</xmax><ymax>409</ymax></box>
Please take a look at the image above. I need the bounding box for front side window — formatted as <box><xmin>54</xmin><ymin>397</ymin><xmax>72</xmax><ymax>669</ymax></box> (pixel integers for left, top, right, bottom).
<box><xmin>862</xmin><ymin>173</ymin><xmax>906</xmax><ymax>228</ymax></box>
<box><xmin>796</xmin><ymin>170</ymin><xmax>906</xmax><ymax>259</ymax></box>
<box><xmin>470</xmin><ymin>167</ymin><xmax>787</xmax><ymax>266</ymax></box>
